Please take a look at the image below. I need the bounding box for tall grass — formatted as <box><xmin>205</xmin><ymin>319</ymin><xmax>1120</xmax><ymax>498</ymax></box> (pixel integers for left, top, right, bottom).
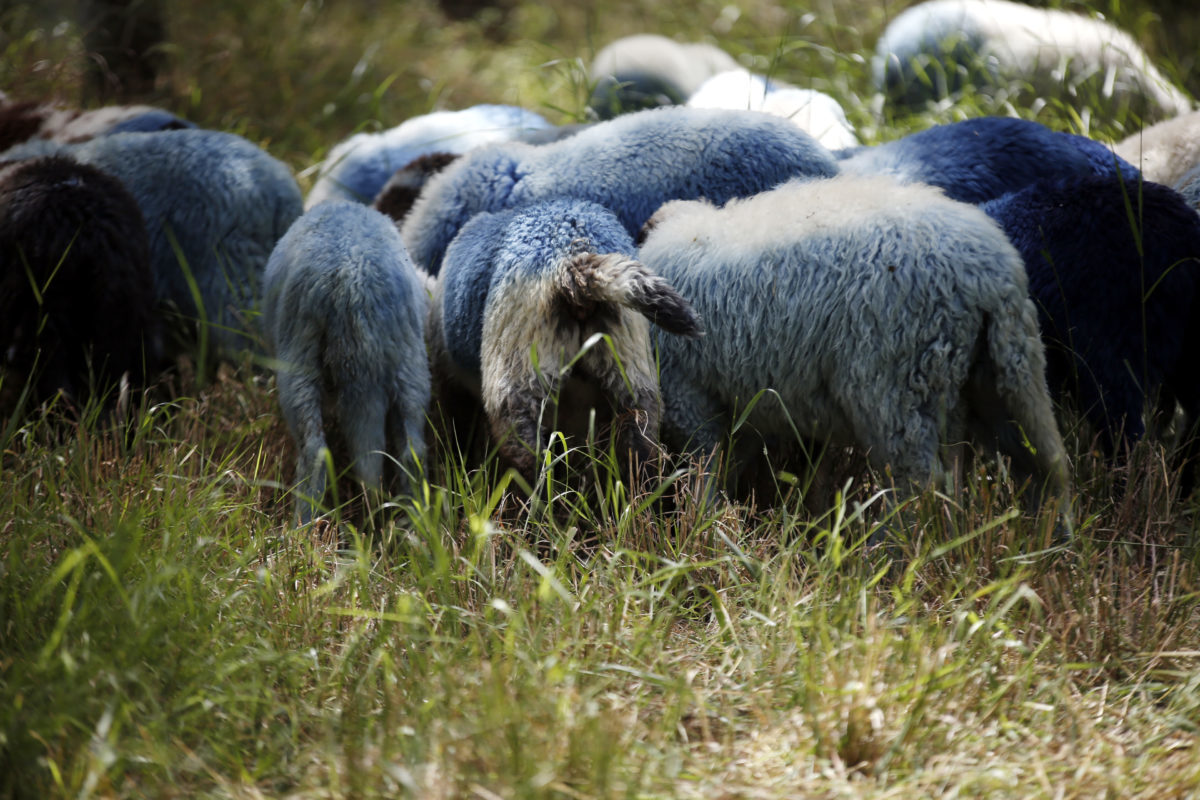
<box><xmin>3</xmin><ymin>0</ymin><xmax>1200</xmax><ymax>797</ymax></box>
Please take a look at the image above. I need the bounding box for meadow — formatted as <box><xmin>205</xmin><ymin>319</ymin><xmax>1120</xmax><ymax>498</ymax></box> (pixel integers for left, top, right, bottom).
<box><xmin>3</xmin><ymin>0</ymin><xmax>1200</xmax><ymax>796</ymax></box>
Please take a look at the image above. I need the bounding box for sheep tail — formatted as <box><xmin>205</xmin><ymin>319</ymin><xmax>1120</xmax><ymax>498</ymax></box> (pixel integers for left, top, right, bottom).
<box><xmin>556</xmin><ymin>251</ymin><xmax>704</xmax><ymax>338</ymax></box>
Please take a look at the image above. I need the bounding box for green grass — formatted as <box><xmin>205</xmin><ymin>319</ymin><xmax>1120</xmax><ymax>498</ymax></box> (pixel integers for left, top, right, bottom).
<box><xmin>3</xmin><ymin>0</ymin><xmax>1200</xmax><ymax>797</ymax></box>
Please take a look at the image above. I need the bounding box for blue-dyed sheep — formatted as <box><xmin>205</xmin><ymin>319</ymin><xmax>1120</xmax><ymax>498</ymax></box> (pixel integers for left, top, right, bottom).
<box><xmin>432</xmin><ymin>198</ymin><xmax>701</xmax><ymax>480</ymax></box>
<box><xmin>587</xmin><ymin>34</ymin><xmax>740</xmax><ymax>120</ymax></box>
<box><xmin>637</xmin><ymin>174</ymin><xmax>1071</xmax><ymax>515</ymax></box>
<box><xmin>981</xmin><ymin>175</ymin><xmax>1200</xmax><ymax>487</ymax></box>
<box><xmin>839</xmin><ymin>117</ymin><xmax>1133</xmax><ymax>204</ymax></box>
<box><xmin>1174</xmin><ymin>162</ymin><xmax>1200</xmax><ymax>214</ymax></box>
<box><xmin>0</xmin><ymin>155</ymin><xmax>161</xmax><ymax>416</ymax></box>
<box><xmin>304</xmin><ymin>104</ymin><xmax>556</xmax><ymax>210</ymax></box>
<box><xmin>685</xmin><ymin>69</ymin><xmax>860</xmax><ymax>151</ymax></box>
<box><xmin>3</xmin><ymin>129</ymin><xmax>304</xmax><ymax>359</ymax></box>
<box><xmin>263</xmin><ymin>201</ymin><xmax>431</xmax><ymax>522</ymax></box>
<box><xmin>874</xmin><ymin>0</ymin><xmax>1192</xmax><ymax>122</ymax></box>
<box><xmin>401</xmin><ymin>106</ymin><xmax>841</xmax><ymax>275</ymax></box>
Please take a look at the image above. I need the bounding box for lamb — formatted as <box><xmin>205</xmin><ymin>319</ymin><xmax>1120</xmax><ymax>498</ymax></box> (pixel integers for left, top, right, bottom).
<box><xmin>262</xmin><ymin>201</ymin><xmax>431</xmax><ymax>523</ymax></box>
<box><xmin>2</xmin><ymin>128</ymin><xmax>304</xmax><ymax>360</ymax></box>
<box><xmin>304</xmin><ymin>104</ymin><xmax>556</xmax><ymax>210</ymax></box>
<box><xmin>432</xmin><ymin>198</ymin><xmax>701</xmax><ymax>481</ymax></box>
<box><xmin>980</xmin><ymin>175</ymin><xmax>1200</xmax><ymax>488</ymax></box>
<box><xmin>587</xmin><ymin>34</ymin><xmax>740</xmax><ymax>120</ymax></box>
<box><xmin>873</xmin><ymin>0</ymin><xmax>1192</xmax><ymax>122</ymax></box>
<box><xmin>839</xmin><ymin>117</ymin><xmax>1135</xmax><ymax>204</ymax></box>
<box><xmin>401</xmin><ymin>106</ymin><xmax>841</xmax><ymax>275</ymax></box>
<box><xmin>1114</xmin><ymin>109</ymin><xmax>1200</xmax><ymax>187</ymax></box>
<box><xmin>685</xmin><ymin>68</ymin><xmax>860</xmax><ymax>151</ymax></box>
<box><xmin>0</xmin><ymin>155</ymin><xmax>161</xmax><ymax>417</ymax></box>
<box><xmin>637</xmin><ymin>174</ymin><xmax>1071</xmax><ymax>518</ymax></box>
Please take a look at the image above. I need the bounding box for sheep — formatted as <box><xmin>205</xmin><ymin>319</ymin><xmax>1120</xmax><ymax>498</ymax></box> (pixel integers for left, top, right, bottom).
<box><xmin>2</xmin><ymin>128</ymin><xmax>304</xmax><ymax>360</ymax></box>
<box><xmin>0</xmin><ymin>97</ymin><xmax>193</xmax><ymax>152</ymax></box>
<box><xmin>262</xmin><ymin>200</ymin><xmax>431</xmax><ymax>523</ymax></box>
<box><xmin>873</xmin><ymin>0</ymin><xmax>1192</xmax><ymax>123</ymax></box>
<box><xmin>839</xmin><ymin>116</ymin><xmax>1134</xmax><ymax>204</ymax></box>
<box><xmin>401</xmin><ymin>106</ymin><xmax>841</xmax><ymax>275</ymax></box>
<box><xmin>1174</xmin><ymin>162</ymin><xmax>1200</xmax><ymax>214</ymax></box>
<box><xmin>685</xmin><ymin>68</ymin><xmax>860</xmax><ymax>151</ymax></box>
<box><xmin>587</xmin><ymin>34</ymin><xmax>741</xmax><ymax>120</ymax></box>
<box><xmin>304</xmin><ymin>104</ymin><xmax>556</xmax><ymax>210</ymax></box>
<box><xmin>980</xmin><ymin>175</ymin><xmax>1200</xmax><ymax>489</ymax></box>
<box><xmin>0</xmin><ymin>154</ymin><xmax>161</xmax><ymax>418</ymax></box>
<box><xmin>431</xmin><ymin>198</ymin><xmax>702</xmax><ymax>482</ymax></box>
<box><xmin>636</xmin><ymin>174</ymin><xmax>1071</xmax><ymax>519</ymax></box>
<box><xmin>1114</xmin><ymin>109</ymin><xmax>1200</xmax><ymax>187</ymax></box>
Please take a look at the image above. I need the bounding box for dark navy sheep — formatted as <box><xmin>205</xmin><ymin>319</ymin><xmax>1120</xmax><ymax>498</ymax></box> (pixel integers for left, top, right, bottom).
<box><xmin>401</xmin><ymin>106</ymin><xmax>841</xmax><ymax>275</ymax></box>
<box><xmin>263</xmin><ymin>201</ymin><xmax>431</xmax><ymax>523</ymax></box>
<box><xmin>304</xmin><ymin>104</ymin><xmax>555</xmax><ymax>210</ymax></box>
<box><xmin>3</xmin><ymin>129</ymin><xmax>304</xmax><ymax>360</ymax></box>
<box><xmin>874</xmin><ymin>0</ymin><xmax>1192</xmax><ymax>122</ymax></box>
<box><xmin>432</xmin><ymin>198</ymin><xmax>701</xmax><ymax>481</ymax></box>
<box><xmin>839</xmin><ymin>117</ymin><xmax>1135</xmax><ymax>204</ymax></box>
<box><xmin>981</xmin><ymin>176</ymin><xmax>1200</xmax><ymax>488</ymax></box>
<box><xmin>0</xmin><ymin>155</ymin><xmax>161</xmax><ymax>417</ymax></box>
<box><xmin>638</xmin><ymin>174</ymin><xmax>1071</xmax><ymax>518</ymax></box>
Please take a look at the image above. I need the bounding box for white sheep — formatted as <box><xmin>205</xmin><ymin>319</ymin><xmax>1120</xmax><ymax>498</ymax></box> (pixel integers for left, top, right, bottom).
<box><xmin>304</xmin><ymin>104</ymin><xmax>555</xmax><ymax>210</ymax></box>
<box><xmin>588</xmin><ymin>34</ymin><xmax>740</xmax><ymax>119</ymax></box>
<box><xmin>638</xmin><ymin>173</ymin><xmax>1071</xmax><ymax>517</ymax></box>
<box><xmin>1114</xmin><ymin>109</ymin><xmax>1200</xmax><ymax>187</ymax></box>
<box><xmin>686</xmin><ymin>68</ymin><xmax>860</xmax><ymax>151</ymax></box>
<box><xmin>874</xmin><ymin>0</ymin><xmax>1192</xmax><ymax>123</ymax></box>
<box><xmin>263</xmin><ymin>201</ymin><xmax>431</xmax><ymax>522</ymax></box>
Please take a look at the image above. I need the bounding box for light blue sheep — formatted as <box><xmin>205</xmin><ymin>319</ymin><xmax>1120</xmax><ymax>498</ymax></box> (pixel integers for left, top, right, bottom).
<box><xmin>874</xmin><ymin>0</ymin><xmax>1192</xmax><ymax>122</ymax></box>
<box><xmin>3</xmin><ymin>128</ymin><xmax>304</xmax><ymax>359</ymax></box>
<box><xmin>401</xmin><ymin>106</ymin><xmax>841</xmax><ymax>275</ymax></box>
<box><xmin>433</xmin><ymin>198</ymin><xmax>701</xmax><ymax>481</ymax></box>
<box><xmin>638</xmin><ymin>173</ymin><xmax>1071</xmax><ymax>518</ymax></box>
<box><xmin>263</xmin><ymin>201</ymin><xmax>431</xmax><ymax>522</ymax></box>
<box><xmin>304</xmin><ymin>104</ymin><xmax>555</xmax><ymax>210</ymax></box>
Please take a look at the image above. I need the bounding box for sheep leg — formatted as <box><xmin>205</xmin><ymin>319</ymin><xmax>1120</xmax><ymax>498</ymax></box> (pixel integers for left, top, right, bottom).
<box><xmin>386</xmin><ymin>377</ymin><xmax>430</xmax><ymax>496</ymax></box>
<box><xmin>336</xmin><ymin>384</ymin><xmax>387</xmax><ymax>492</ymax></box>
<box><xmin>277</xmin><ymin>368</ymin><xmax>330</xmax><ymax>524</ymax></box>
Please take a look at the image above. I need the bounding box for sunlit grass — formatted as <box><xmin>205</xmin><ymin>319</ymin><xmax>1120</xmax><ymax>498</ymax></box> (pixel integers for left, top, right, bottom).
<box><xmin>3</xmin><ymin>0</ymin><xmax>1200</xmax><ymax>796</ymax></box>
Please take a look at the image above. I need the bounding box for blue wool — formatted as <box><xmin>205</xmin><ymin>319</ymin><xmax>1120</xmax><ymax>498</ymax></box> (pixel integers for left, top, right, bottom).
<box><xmin>402</xmin><ymin>105</ymin><xmax>840</xmax><ymax>275</ymax></box>
<box><xmin>982</xmin><ymin>175</ymin><xmax>1200</xmax><ymax>456</ymax></box>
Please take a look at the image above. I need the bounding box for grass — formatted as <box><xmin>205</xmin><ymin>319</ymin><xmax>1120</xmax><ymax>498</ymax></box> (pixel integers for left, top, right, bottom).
<box><xmin>3</xmin><ymin>0</ymin><xmax>1200</xmax><ymax>797</ymax></box>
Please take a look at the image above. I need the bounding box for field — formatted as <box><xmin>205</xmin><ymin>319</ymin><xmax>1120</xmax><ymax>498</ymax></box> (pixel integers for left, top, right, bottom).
<box><xmin>3</xmin><ymin>0</ymin><xmax>1200</xmax><ymax>797</ymax></box>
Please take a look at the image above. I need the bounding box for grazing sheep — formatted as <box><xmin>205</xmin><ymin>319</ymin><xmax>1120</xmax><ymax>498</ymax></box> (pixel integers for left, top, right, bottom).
<box><xmin>0</xmin><ymin>155</ymin><xmax>161</xmax><ymax>416</ymax></box>
<box><xmin>263</xmin><ymin>201</ymin><xmax>431</xmax><ymax>522</ymax></box>
<box><xmin>3</xmin><ymin>128</ymin><xmax>304</xmax><ymax>360</ymax></box>
<box><xmin>402</xmin><ymin>106</ymin><xmax>841</xmax><ymax>275</ymax></box>
<box><xmin>0</xmin><ymin>97</ymin><xmax>193</xmax><ymax>152</ymax></box>
<box><xmin>981</xmin><ymin>175</ymin><xmax>1200</xmax><ymax>487</ymax></box>
<box><xmin>637</xmin><ymin>174</ymin><xmax>1071</xmax><ymax>517</ymax></box>
<box><xmin>685</xmin><ymin>68</ymin><xmax>860</xmax><ymax>151</ymax></box>
<box><xmin>588</xmin><ymin>34</ymin><xmax>740</xmax><ymax>120</ymax></box>
<box><xmin>432</xmin><ymin>198</ymin><xmax>702</xmax><ymax>481</ymax></box>
<box><xmin>1174</xmin><ymin>162</ymin><xmax>1200</xmax><ymax>214</ymax></box>
<box><xmin>839</xmin><ymin>117</ymin><xmax>1131</xmax><ymax>204</ymax></box>
<box><xmin>874</xmin><ymin>0</ymin><xmax>1192</xmax><ymax>122</ymax></box>
<box><xmin>304</xmin><ymin>104</ymin><xmax>555</xmax><ymax>210</ymax></box>
<box><xmin>1115</xmin><ymin>109</ymin><xmax>1200</xmax><ymax>187</ymax></box>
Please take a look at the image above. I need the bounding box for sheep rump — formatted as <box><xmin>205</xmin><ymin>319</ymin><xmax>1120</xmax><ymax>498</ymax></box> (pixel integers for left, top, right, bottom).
<box><xmin>638</xmin><ymin>174</ymin><xmax>1070</xmax><ymax>512</ymax></box>
<box><xmin>263</xmin><ymin>201</ymin><xmax>431</xmax><ymax>522</ymax></box>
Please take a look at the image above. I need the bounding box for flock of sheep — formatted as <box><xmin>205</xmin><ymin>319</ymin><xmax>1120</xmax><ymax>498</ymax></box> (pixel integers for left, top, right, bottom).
<box><xmin>4</xmin><ymin>0</ymin><xmax>1200</xmax><ymax>532</ymax></box>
